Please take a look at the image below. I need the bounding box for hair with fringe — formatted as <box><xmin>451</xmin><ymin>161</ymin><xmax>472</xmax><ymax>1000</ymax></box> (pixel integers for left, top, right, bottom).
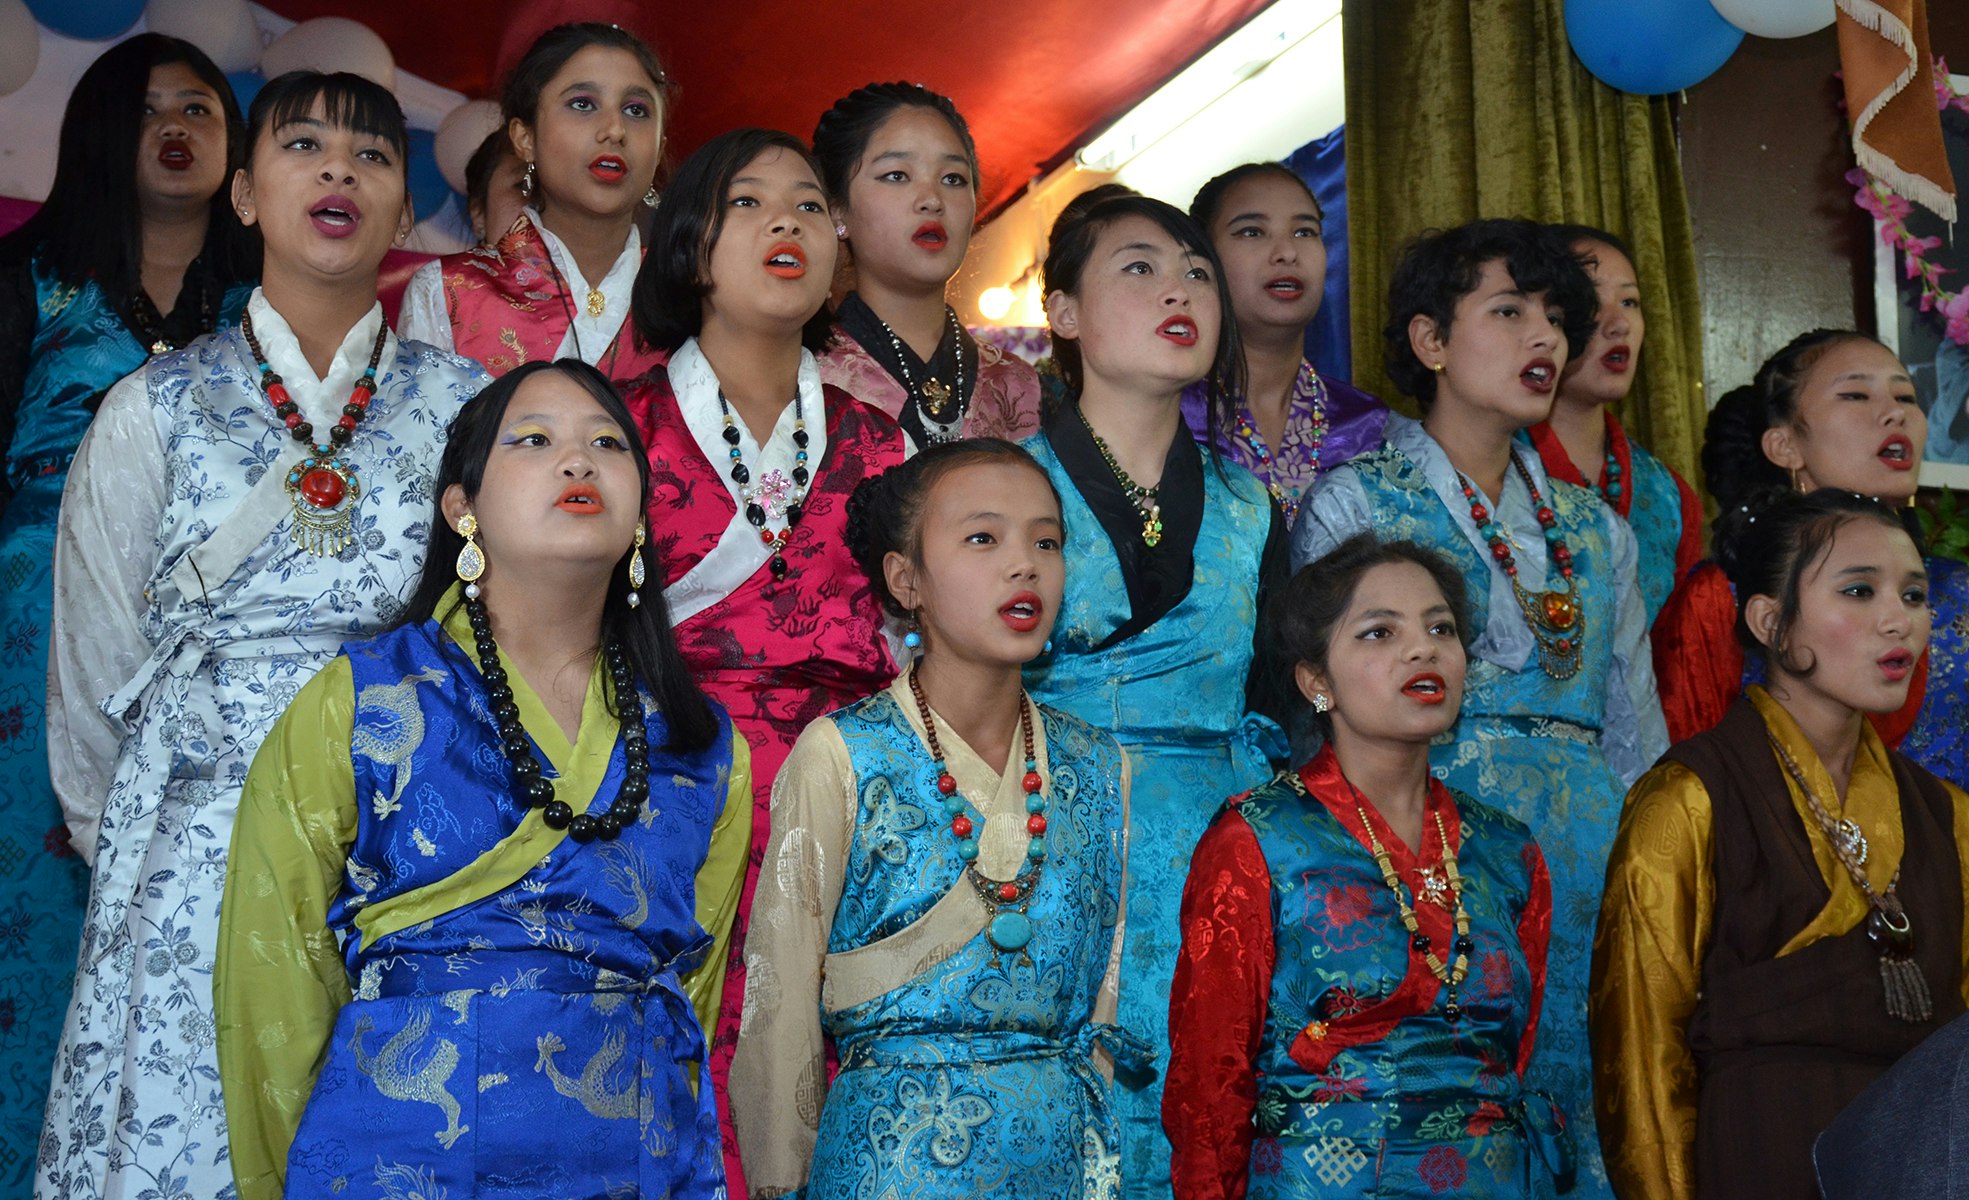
<box><xmin>844</xmin><ymin>438</ymin><xmax>1062</xmax><ymax>620</ymax></box>
<box><xmin>247</xmin><ymin>70</ymin><xmax>411</xmax><ymax>167</ymax></box>
<box><xmin>811</xmin><ymin>81</ymin><xmax>980</xmax><ymax>205</ymax></box>
<box><xmin>1713</xmin><ymin>486</ymin><xmax>1914</xmax><ymax>677</ymax></box>
<box><xmin>631</xmin><ymin>127</ymin><xmax>835</xmax><ymax>353</ymax></box>
<box><xmin>0</xmin><ymin>34</ymin><xmax>258</xmax><ymax>301</ymax></box>
<box><xmin>1381</xmin><ymin>218</ymin><xmax>1598</xmax><ymax>412</ymax></box>
<box><xmin>397</xmin><ymin>359</ymin><xmax>718</xmax><ymax>752</ymax></box>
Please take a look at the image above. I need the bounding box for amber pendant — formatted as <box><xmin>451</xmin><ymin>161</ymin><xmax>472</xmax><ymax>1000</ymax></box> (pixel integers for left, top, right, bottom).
<box><xmin>920</xmin><ymin>377</ymin><xmax>953</xmax><ymax>418</ymax></box>
<box><xmin>284</xmin><ymin>454</ymin><xmax>362</xmax><ymax>556</ymax></box>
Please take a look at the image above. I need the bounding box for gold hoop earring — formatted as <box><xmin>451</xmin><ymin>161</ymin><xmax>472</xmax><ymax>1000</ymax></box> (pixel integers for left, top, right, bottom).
<box><xmin>456</xmin><ymin>513</ymin><xmax>486</xmax><ymax>597</ymax></box>
<box><xmin>627</xmin><ymin>524</ymin><xmax>647</xmax><ymax>608</ymax></box>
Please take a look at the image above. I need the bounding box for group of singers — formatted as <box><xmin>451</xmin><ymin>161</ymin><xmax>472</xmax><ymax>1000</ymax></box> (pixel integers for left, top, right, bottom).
<box><xmin>0</xmin><ymin>20</ymin><xmax>1963</xmax><ymax>1200</ymax></box>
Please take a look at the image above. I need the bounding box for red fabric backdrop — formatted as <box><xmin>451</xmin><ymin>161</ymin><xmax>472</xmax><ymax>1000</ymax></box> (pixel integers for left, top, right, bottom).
<box><xmin>259</xmin><ymin>0</ymin><xmax>1272</xmax><ymax>214</ymax></box>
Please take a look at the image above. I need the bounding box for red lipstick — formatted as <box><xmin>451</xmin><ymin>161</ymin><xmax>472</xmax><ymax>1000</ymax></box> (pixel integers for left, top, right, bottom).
<box><xmin>999</xmin><ymin>591</ymin><xmax>1043</xmax><ymax>633</ymax></box>
<box><xmin>1156</xmin><ymin>315</ymin><xmax>1198</xmax><ymax>347</ymax></box>
<box><xmin>1879</xmin><ymin>434</ymin><xmax>1915</xmax><ymax>472</ymax></box>
<box><xmin>1600</xmin><ymin>344</ymin><xmax>1631</xmax><ymax>373</ymax></box>
<box><xmin>556</xmin><ymin>483</ymin><xmax>605</xmax><ymax>513</ymax></box>
<box><xmin>1401</xmin><ymin>672</ymin><xmax>1448</xmax><ymax>705</ymax></box>
<box><xmin>589</xmin><ymin>155</ymin><xmax>627</xmax><ymax>183</ymax></box>
<box><xmin>912</xmin><ymin>221</ymin><xmax>948</xmax><ymax>250</ymax></box>
<box><xmin>1520</xmin><ymin>358</ymin><xmax>1557</xmax><ymax>394</ymax></box>
<box><xmin>158</xmin><ymin>143</ymin><xmax>194</xmax><ymax>171</ymax></box>
<box><xmin>1264</xmin><ymin>275</ymin><xmax>1305</xmax><ymax>300</ymax></box>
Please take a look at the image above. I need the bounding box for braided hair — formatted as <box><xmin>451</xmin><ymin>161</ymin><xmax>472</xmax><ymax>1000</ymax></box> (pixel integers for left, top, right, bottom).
<box><xmin>811</xmin><ymin>81</ymin><xmax>980</xmax><ymax>205</ymax></box>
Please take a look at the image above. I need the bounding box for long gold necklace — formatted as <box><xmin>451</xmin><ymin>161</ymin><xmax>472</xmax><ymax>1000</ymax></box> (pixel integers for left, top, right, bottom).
<box><xmin>1078</xmin><ymin>406</ymin><xmax>1163</xmax><ymax>547</ymax></box>
<box><xmin>1355</xmin><ymin>797</ymin><xmax>1473</xmax><ymax>1022</ymax></box>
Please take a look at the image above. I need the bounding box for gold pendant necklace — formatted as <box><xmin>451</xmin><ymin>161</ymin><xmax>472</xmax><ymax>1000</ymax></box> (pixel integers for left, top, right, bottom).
<box><xmin>586</xmin><ymin>287</ymin><xmax>606</xmax><ymax>318</ymax></box>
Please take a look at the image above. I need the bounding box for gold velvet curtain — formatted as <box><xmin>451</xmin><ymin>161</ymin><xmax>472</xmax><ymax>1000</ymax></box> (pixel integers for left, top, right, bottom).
<box><xmin>1343</xmin><ymin>0</ymin><xmax>1707</xmax><ymax>490</ymax></box>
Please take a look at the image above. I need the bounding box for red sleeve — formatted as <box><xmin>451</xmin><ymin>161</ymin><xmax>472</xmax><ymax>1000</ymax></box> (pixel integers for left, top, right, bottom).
<box><xmin>1671</xmin><ymin>471</ymin><xmax>1705</xmax><ymax>586</ymax></box>
<box><xmin>1515</xmin><ymin>840</ymin><xmax>1555</xmax><ymax>1078</ymax></box>
<box><xmin>1165</xmin><ymin>810</ymin><xmax>1274</xmax><ymax>1200</ymax></box>
<box><xmin>1651</xmin><ymin>562</ymin><xmax>1744</xmax><ymax>744</ymax></box>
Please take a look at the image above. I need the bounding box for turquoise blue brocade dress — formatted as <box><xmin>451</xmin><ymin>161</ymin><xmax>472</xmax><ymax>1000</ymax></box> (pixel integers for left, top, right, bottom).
<box><xmin>1021</xmin><ymin>414</ymin><xmax>1285</xmax><ymax>1200</ymax></box>
<box><xmin>0</xmin><ymin>256</ymin><xmax>247</xmax><ymax>1197</ymax></box>
<box><xmin>730</xmin><ymin>676</ymin><xmax>1138</xmax><ymax>1197</ymax></box>
<box><xmin>1293</xmin><ymin>416</ymin><xmax>1666</xmax><ymax>1198</ymax></box>
<box><xmin>1165</xmin><ymin>748</ymin><xmax>1572</xmax><ymax>1198</ymax></box>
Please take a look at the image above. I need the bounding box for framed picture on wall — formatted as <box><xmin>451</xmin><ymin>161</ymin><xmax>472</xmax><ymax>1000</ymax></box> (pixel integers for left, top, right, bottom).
<box><xmin>1872</xmin><ymin>74</ymin><xmax>1969</xmax><ymax>489</ymax></box>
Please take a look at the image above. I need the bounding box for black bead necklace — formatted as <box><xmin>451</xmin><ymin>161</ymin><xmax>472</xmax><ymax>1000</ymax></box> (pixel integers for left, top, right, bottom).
<box><xmin>464</xmin><ymin>594</ymin><xmax>651</xmax><ymax>844</ymax></box>
<box><xmin>716</xmin><ymin>387</ymin><xmax>810</xmax><ymax>581</ymax></box>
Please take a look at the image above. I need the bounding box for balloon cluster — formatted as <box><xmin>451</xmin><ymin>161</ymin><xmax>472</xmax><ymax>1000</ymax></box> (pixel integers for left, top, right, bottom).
<box><xmin>4</xmin><ymin>0</ymin><xmax>501</xmax><ymax>248</ymax></box>
<box><xmin>1566</xmin><ymin>0</ymin><xmax>1836</xmax><ymax>95</ymax></box>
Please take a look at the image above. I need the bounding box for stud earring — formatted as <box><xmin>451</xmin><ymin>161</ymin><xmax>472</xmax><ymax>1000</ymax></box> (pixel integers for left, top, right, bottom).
<box><xmin>626</xmin><ymin>524</ymin><xmax>647</xmax><ymax>608</ymax></box>
<box><xmin>455</xmin><ymin>513</ymin><xmax>486</xmax><ymax>598</ymax></box>
<box><xmin>1429</xmin><ymin>362</ymin><xmax>1445</xmax><ymax>374</ymax></box>
<box><xmin>521</xmin><ymin>160</ymin><xmax>537</xmax><ymax>199</ymax></box>
<box><xmin>643</xmin><ymin>186</ymin><xmax>659</xmax><ymax>208</ymax></box>
<box><xmin>1043</xmin><ymin>639</ymin><xmax>1053</xmax><ymax>654</ymax></box>
<box><xmin>835</xmin><ymin>222</ymin><xmax>848</xmax><ymax>239</ymax></box>
<box><xmin>1311</xmin><ymin>692</ymin><xmax>1331</xmax><ymax>714</ymax></box>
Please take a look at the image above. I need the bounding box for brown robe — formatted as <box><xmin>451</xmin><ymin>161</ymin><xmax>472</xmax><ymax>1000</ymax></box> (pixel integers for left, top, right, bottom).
<box><xmin>1671</xmin><ymin>697</ymin><xmax>1964</xmax><ymax>1199</ymax></box>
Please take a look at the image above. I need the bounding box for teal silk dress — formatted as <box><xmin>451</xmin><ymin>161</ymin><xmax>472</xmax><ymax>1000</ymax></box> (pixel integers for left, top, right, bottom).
<box><xmin>1022</xmin><ymin>409</ymin><xmax>1287</xmax><ymax>1199</ymax></box>
<box><xmin>1293</xmin><ymin>415</ymin><xmax>1666</xmax><ymax>1198</ymax></box>
<box><xmin>730</xmin><ymin>674</ymin><xmax>1139</xmax><ymax>1197</ymax></box>
<box><xmin>0</xmin><ymin>254</ymin><xmax>247</xmax><ymax>1196</ymax></box>
<box><xmin>1166</xmin><ymin>747</ymin><xmax>1572</xmax><ymax>1198</ymax></box>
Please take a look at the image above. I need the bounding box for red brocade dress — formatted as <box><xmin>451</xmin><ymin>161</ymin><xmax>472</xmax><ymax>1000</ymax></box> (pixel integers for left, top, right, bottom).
<box><xmin>623</xmin><ymin>338</ymin><xmax>908</xmax><ymax>1192</ymax></box>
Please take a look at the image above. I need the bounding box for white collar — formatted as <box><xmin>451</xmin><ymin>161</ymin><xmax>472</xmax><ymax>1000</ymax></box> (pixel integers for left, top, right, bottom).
<box><xmin>242</xmin><ymin>288</ymin><xmax>395</xmax><ymax>429</ymax></box>
<box><xmin>670</xmin><ymin>338</ymin><xmax>828</xmax><ymax>514</ymax></box>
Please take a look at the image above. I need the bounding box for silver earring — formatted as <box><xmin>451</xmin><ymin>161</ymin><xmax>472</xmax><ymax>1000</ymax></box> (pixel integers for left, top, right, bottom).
<box><xmin>642</xmin><ymin>186</ymin><xmax>659</xmax><ymax>208</ymax></box>
<box><xmin>1311</xmin><ymin>693</ymin><xmax>1331</xmax><ymax>714</ymax></box>
<box><xmin>521</xmin><ymin>160</ymin><xmax>536</xmax><ymax>199</ymax></box>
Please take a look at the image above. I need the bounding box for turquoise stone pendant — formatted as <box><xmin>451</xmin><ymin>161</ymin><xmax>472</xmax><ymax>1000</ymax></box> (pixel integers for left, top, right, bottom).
<box><xmin>989</xmin><ymin>912</ymin><xmax>1032</xmax><ymax>953</ymax></box>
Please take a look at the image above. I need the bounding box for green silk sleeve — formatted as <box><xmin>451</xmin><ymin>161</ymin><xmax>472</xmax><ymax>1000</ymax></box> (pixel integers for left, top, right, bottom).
<box><xmin>683</xmin><ymin>728</ymin><xmax>755</xmax><ymax>1059</ymax></box>
<box><xmin>216</xmin><ymin>657</ymin><xmax>359</xmax><ymax>1200</ymax></box>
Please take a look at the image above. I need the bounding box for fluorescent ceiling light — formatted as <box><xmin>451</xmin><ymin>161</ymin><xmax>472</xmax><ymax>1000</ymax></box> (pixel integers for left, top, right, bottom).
<box><xmin>1075</xmin><ymin>0</ymin><xmax>1343</xmax><ymax>174</ymax></box>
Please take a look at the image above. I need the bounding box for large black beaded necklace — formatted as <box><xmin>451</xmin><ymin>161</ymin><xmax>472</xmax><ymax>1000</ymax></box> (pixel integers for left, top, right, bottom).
<box><xmin>463</xmin><ymin>595</ymin><xmax>651</xmax><ymax>844</ymax></box>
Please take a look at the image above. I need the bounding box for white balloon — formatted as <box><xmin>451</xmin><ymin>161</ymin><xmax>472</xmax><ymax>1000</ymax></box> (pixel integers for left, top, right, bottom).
<box><xmin>261</xmin><ymin>17</ymin><xmax>397</xmax><ymax>91</ymax></box>
<box><xmin>1708</xmin><ymin>0</ymin><xmax>1835</xmax><ymax>38</ymax></box>
<box><xmin>0</xmin><ymin>0</ymin><xmax>37</xmax><ymax>98</ymax></box>
<box><xmin>146</xmin><ymin>0</ymin><xmax>262</xmax><ymax>73</ymax></box>
<box><xmin>434</xmin><ymin>99</ymin><xmax>504</xmax><ymax>194</ymax></box>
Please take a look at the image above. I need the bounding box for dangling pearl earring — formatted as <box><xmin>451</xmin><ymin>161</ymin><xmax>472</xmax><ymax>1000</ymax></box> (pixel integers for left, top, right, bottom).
<box><xmin>626</xmin><ymin>524</ymin><xmax>647</xmax><ymax>608</ymax></box>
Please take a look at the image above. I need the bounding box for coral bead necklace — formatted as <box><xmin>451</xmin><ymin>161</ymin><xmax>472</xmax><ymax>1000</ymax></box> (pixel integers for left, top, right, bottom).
<box><xmin>907</xmin><ymin>668</ymin><xmax>1050</xmax><ymax>966</ymax></box>
<box><xmin>1457</xmin><ymin>450</ymin><xmax>1586</xmax><ymax>679</ymax></box>
<box><xmin>242</xmin><ymin>311</ymin><xmax>386</xmax><ymax>556</ymax></box>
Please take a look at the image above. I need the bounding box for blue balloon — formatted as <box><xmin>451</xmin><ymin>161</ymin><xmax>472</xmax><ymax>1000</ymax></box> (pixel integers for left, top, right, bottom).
<box><xmin>226</xmin><ymin>71</ymin><xmax>265</xmax><ymax>115</ymax></box>
<box><xmin>26</xmin><ymin>0</ymin><xmax>142</xmax><ymax>40</ymax></box>
<box><xmin>405</xmin><ymin>128</ymin><xmax>459</xmax><ymax>227</ymax></box>
<box><xmin>1565</xmin><ymin>0</ymin><xmax>1745</xmax><ymax>95</ymax></box>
